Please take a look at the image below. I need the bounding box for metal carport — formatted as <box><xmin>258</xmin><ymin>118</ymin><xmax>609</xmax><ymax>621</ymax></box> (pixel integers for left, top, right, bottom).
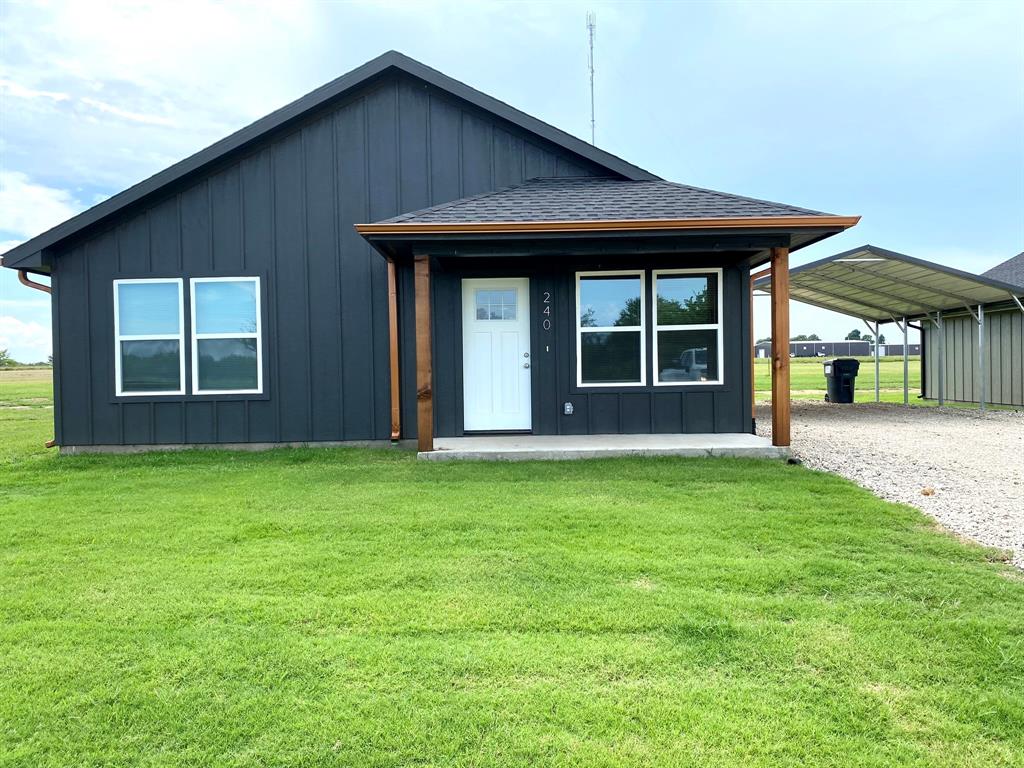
<box><xmin>753</xmin><ymin>245</ymin><xmax>1024</xmax><ymax>410</ymax></box>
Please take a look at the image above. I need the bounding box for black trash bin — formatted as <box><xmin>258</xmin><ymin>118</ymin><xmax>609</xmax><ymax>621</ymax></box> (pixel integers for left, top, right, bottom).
<box><xmin>823</xmin><ymin>358</ymin><xmax>860</xmax><ymax>403</ymax></box>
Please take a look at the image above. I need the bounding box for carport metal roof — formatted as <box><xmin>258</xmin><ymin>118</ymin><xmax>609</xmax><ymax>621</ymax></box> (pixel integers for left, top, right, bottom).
<box><xmin>753</xmin><ymin>244</ymin><xmax>1024</xmax><ymax>322</ymax></box>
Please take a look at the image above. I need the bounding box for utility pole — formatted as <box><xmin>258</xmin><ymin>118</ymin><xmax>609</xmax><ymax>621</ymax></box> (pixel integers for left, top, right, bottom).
<box><xmin>587</xmin><ymin>11</ymin><xmax>596</xmax><ymax>144</ymax></box>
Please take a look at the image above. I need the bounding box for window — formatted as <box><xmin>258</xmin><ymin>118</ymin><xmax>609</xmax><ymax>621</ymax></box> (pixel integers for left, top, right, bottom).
<box><xmin>576</xmin><ymin>271</ymin><xmax>645</xmax><ymax>386</ymax></box>
<box><xmin>476</xmin><ymin>289</ymin><xmax>517</xmax><ymax>320</ymax></box>
<box><xmin>653</xmin><ymin>269</ymin><xmax>723</xmax><ymax>385</ymax></box>
<box><xmin>190</xmin><ymin>277</ymin><xmax>263</xmax><ymax>394</ymax></box>
<box><xmin>114</xmin><ymin>279</ymin><xmax>185</xmax><ymax>396</ymax></box>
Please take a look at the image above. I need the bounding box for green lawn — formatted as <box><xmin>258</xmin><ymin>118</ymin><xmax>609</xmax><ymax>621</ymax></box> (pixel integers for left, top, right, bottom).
<box><xmin>2</xmin><ymin>375</ymin><xmax>1023</xmax><ymax>767</ymax></box>
<box><xmin>754</xmin><ymin>355</ymin><xmax>922</xmax><ymax>396</ymax></box>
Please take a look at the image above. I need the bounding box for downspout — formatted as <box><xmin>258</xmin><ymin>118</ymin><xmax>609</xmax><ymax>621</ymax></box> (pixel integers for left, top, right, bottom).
<box><xmin>386</xmin><ymin>259</ymin><xmax>401</xmax><ymax>441</ymax></box>
<box><xmin>17</xmin><ymin>270</ymin><xmax>56</xmax><ymax>448</ymax></box>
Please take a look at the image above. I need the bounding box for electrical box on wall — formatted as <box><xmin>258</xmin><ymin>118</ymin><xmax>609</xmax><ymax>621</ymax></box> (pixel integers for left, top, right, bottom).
<box><xmin>563</xmin><ymin>402</ymin><xmax>574</xmax><ymax>415</ymax></box>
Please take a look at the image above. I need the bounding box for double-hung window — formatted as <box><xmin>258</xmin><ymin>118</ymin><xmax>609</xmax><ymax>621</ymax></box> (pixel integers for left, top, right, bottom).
<box><xmin>114</xmin><ymin>279</ymin><xmax>186</xmax><ymax>396</ymax></box>
<box><xmin>576</xmin><ymin>271</ymin><xmax>646</xmax><ymax>386</ymax></box>
<box><xmin>653</xmin><ymin>269</ymin><xmax>723</xmax><ymax>385</ymax></box>
<box><xmin>190</xmin><ymin>277</ymin><xmax>263</xmax><ymax>395</ymax></box>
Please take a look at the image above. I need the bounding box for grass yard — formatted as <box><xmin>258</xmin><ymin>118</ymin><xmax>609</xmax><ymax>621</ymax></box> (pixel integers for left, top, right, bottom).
<box><xmin>1</xmin><ymin>372</ymin><xmax>1023</xmax><ymax>767</ymax></box>
<box><xmin>754</xmin><ymin>355</ymin><xmax>922</xmax><ymax>400</ymax></box>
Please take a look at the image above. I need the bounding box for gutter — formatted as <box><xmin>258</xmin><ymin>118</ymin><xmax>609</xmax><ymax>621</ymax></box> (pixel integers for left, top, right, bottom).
<box><xmin>18</xmin><ymin>269</ymin><xmax>51</xmax><ymax>294</ymax></box>
<box><xmin>355</xmin><ymin>215</ymin><xmax>861</xmax><ymax>237</ymax></box>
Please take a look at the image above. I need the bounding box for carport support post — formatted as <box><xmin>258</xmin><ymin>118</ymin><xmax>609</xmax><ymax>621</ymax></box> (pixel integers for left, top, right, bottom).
<box><xmin>937</xmin><ymin>310</ymin><xmax>945</xmax><ymax>406</ymax></box>
<box><xmin>874</xmin><ymin>321</ymin><xmax>880</xmax><ymax>403</ymax></box>
<box><xmin>770</xmin><ymin>246</ymin><xmax>790</xmax><ymax>447</ymax></box>
<box><xmin>902</xmin><ymin>316</ymin><xmax>909</xmax><ymax>406</ymax></box>
<box><xmin>414</xmin><ymin>254</ymin><xmax>434</xmax><ymax>452</ymax></box>
<box><xmin>978</xmin><ymin>304</ymin><xmax>986</xmax><ymax>413</ymax></box>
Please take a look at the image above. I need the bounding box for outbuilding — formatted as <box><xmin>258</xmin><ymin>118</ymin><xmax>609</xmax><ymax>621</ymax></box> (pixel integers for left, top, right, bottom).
<box><xmin>3</xmin><ymin>51</ymin><xmax>859</xmax><ymax>454</ymax></box>
<box><xmin>919</xmin><ymin>252</ymin><xmax>1024</xmax><ymax>407</ymax></box>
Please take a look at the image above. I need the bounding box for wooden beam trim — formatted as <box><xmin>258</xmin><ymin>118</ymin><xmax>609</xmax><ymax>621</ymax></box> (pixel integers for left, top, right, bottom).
<box><xmin>355</xmin><ymin>215</ymin><xmax>860</xmax><ymax>236</ymax></box>
<box><xmin>413</xmin><ymin>254</ymin><xmax>433</xmax><ymax>453</ymax></box>
<box><xmin>770</xmin><ymin>247</ymin><xmax>791</xmax><ymax>448</ymax></box>
<box><xmin>386</xmin><ymin>259</ymin><xmax>401</xmax><ymax>441</ymax></box>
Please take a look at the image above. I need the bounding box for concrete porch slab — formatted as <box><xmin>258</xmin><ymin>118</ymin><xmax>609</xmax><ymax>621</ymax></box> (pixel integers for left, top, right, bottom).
<box><xmin>420</xmin><ymin>433</ymin><xmax>789</xmax><ymax>461</ymax></box>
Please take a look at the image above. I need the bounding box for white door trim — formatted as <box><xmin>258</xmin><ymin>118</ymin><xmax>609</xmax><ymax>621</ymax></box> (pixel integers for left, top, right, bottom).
<box><xmin>462</xmin><ymin>277</ymin><xmax>532</xmax><ymax>432</ymax></box>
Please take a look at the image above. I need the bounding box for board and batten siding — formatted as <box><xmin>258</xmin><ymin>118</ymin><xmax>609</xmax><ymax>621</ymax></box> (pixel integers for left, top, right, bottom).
<box><xmin>922</xmin><ymin>306</ymin><xmax>1024</xmax><ymax>406</ymax></box>
<box><xmin>426</xmin><ymin>256</ymin><xmax>753</xmax><ymax>438</ymax></box>
<box><xmin>51</xmin><ymin>73</ymin><xmax>610</xmax><ymax>447</ymax></box>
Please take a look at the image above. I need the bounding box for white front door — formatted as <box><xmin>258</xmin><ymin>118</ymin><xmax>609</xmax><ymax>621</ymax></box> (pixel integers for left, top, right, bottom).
<box><xmin>462</xmin><ymin>278</ymin><xmax>532</xmax><ymax>431</ymax></box>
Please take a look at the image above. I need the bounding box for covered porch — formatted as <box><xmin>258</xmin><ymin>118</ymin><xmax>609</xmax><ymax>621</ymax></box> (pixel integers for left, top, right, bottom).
<box><xmin>357</xmin><ymin>177</ymin><xmax>859</xmax><ymax>458</ymax></box>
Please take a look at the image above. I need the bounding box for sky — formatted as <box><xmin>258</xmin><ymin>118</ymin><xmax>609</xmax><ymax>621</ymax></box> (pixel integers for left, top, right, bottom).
<box><xmin>1</xmin><ymin>0</ymin><xmax>1022</xmax><ymax>362</ymax></box>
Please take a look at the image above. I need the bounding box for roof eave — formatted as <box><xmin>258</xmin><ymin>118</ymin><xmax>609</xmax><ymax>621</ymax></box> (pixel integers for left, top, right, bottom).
<box><xmin>355</xmin><ymin>215</ymin><xmax>860</xmax><ymax>237</ymax></box>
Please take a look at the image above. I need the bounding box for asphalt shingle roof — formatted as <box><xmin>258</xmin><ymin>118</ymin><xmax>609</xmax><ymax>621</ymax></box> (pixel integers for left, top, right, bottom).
<box><xmin>983</xmin><ymin>252</ymin><xmax>1024</xmax><ymax>289</ymax></box>
<box><xmin>379</xmin><ymin>176</ymin><xmax>834</xmax><ymax>224</ymax></box>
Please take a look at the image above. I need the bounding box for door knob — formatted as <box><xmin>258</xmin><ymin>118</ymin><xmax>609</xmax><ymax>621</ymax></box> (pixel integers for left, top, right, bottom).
<box><xmin>523</xmin><ymin>352</ymin><xmax>530</xmax><ymax>358</ymax></box>
<box><xmin>523</xmin><ymin>362</ymin><xmax>530</xmax><ymax>369</ymax></box>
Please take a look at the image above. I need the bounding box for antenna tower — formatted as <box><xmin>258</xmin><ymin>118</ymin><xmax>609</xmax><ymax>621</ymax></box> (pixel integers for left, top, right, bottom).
<box><xmin>586</xmin><ymin>12</ymin><xmax>596</xmax><ymax>144</ymax></box>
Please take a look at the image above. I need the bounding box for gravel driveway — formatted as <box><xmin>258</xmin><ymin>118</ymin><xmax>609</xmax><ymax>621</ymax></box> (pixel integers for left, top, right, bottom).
<box><xmin>756</xmin><ymin>401</ymin><xmax>1024</xmax><ymax>568</ymax></box>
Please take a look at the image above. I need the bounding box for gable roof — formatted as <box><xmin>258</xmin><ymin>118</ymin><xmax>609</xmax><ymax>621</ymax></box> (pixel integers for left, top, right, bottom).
<box><xmin>2</xmin><ymin>51</ymin><xmax>658</xmax><ymax>271</ymax></box>
<box><xmin>373</xmin><ymin>176</ymin><xmax>839</xmax><ymax>225</ymax></box>
<box><xmin>983</xmin><ymin>251</ymin><xmax>1024</xmax><ymax>289</ymax></box>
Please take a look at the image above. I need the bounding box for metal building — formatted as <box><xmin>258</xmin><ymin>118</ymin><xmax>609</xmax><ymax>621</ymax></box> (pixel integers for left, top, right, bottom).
<box><xmin>920</xmin><ymin>252</ymin><xmax>1024</xmax><ymax>407</ymax></box>
<box><xmin>753</xmin><ymin>340</ymin><xmax>871</xmax><ymax>358</ymax></box>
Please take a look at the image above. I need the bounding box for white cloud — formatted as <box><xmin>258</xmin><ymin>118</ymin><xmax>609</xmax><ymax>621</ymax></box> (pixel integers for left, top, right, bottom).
<box><xmin>0</xmin><ymin>78</ymin><xmax>69</xmax><ymax>102</ymax></box>
<box><xmin>0</xmin><ymin>172</ymin><xmax>85</xmax><ymax>240</ymax></box>
<box><xmin>0</xmin><ymin>315</ymin><xmax>51</xmax><ymax>363</ymax></box>
<box><xmin>80</xmin><ymin>96</ymin><xmax>173</xmax><ymax>126</ymax></box>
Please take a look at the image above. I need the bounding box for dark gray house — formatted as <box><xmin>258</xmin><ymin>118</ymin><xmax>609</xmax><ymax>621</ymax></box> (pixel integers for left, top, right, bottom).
<box><xmin>2</xmin><ymin>52</ymin><xmax>858</xmax><ymax>452</ymax></box>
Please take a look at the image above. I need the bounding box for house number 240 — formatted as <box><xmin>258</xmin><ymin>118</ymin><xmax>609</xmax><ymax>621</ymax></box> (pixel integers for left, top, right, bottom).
<box><xmin>542</xmin><ymin>291</ymin><xmax>552</xmax><ymax>331</ymax></box>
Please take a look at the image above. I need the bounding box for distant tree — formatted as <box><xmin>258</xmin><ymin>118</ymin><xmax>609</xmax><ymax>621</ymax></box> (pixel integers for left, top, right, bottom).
<box><xmin>845</xmin><ymin>329</ymin><xmax>862</xmax><ymax>340</ymax></box>
<box><xmin>878</xmin><ymin>334</ymin><xmax>886</xmax><ymax>344</ymax></box>
<box><xmin>807</xmin><ymin>334</ymin><xmax>821</xmax><ymax>341</ymax></box>
<box><xmin>862</xmin><ymin>334</ymin><xmax>874</xmax><ymax>344</ymax></box>
<box><xmin>756</xmin><ymin>337</ymin><xmax>771</xmax><ymax>345</ymax></box>
<box><xmin>790</xmin><ymin>333</ymin><xmax>823</xmax><ymax>342</ymax></box>
<box><xmin>0</xmin><ymin>349</ymin><xmax>14</xmax><ymax>368</ymax></box>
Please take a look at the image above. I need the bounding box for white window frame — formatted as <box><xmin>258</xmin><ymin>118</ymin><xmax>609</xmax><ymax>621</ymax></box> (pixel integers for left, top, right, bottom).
<box><xmin>575</xmin><ymin>270</ymin><xmax>647</xmax><ymax>388</ymax></box>
<box><xmin>652</xmin><ymin>268</ymin><xmax>724</xmax><ymax>386</ymax></box>
<box><xmin>113</xmin><ymin>278</ymin><xmax>186</xmax><ymax>397</ymax></box>
<box><xmin>190</xmin><ymin>276</ymin><xmax>263</xmax><ymax>395</ymax></box>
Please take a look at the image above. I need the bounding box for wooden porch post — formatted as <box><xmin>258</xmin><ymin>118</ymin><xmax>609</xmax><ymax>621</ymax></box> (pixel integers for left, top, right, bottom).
<box><xmin>770</xmin><ymin>247</ymin><xmax>790</xmax><ymax>447</ymax></box>
<box><xmin>414</xmin><ymin>254</ymin><xmax>433</xmax><ymax>452</ymax></box>
<box><xmin>386</xmin><ymin>259</ymin><xmax>401</xmax><ymax>441</ymax></box>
